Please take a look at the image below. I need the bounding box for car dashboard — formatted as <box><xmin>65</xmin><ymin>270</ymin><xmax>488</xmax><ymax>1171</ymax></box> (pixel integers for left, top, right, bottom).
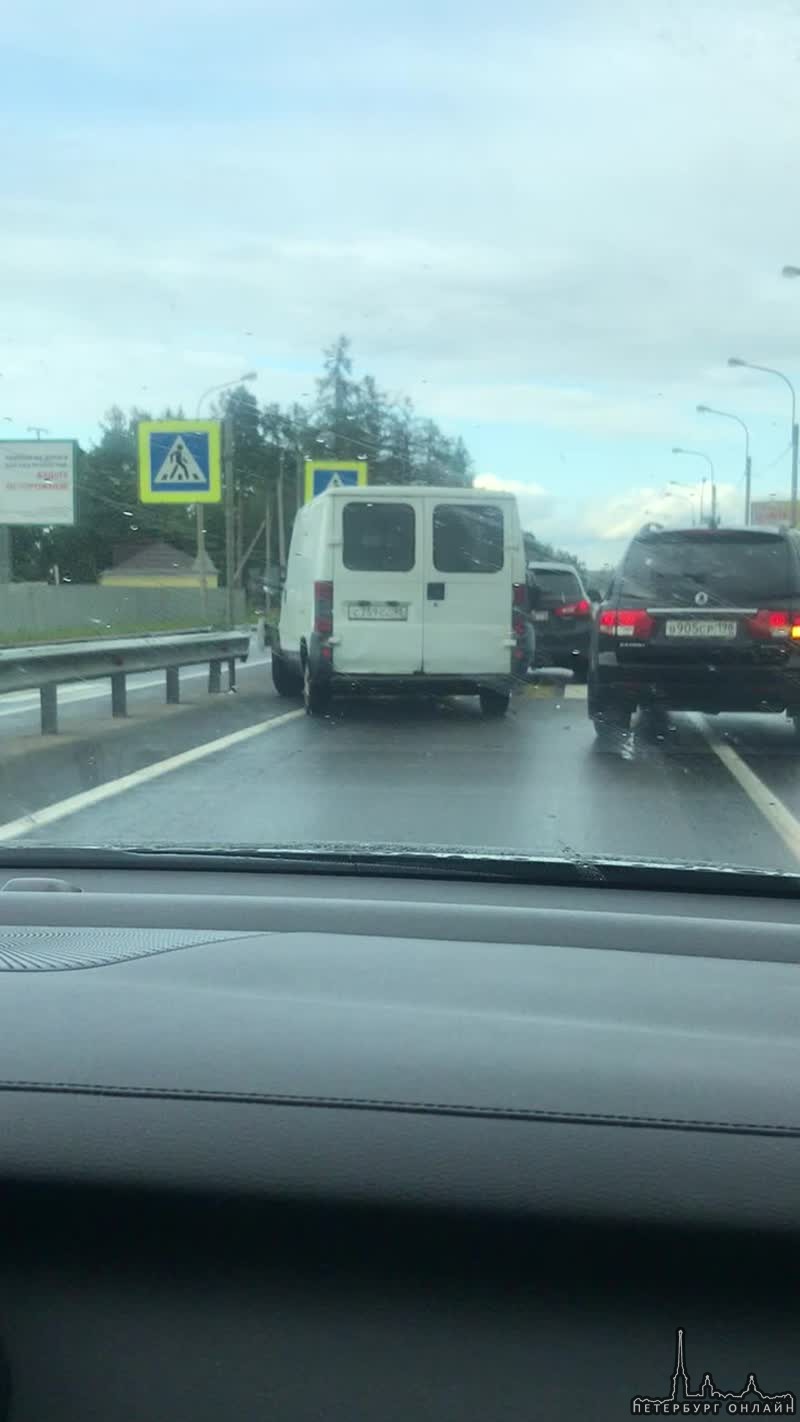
<box><xmin>0</xmin><ymin>862</ymin><xmax>798</xmax><ymax>1420</ymax></box>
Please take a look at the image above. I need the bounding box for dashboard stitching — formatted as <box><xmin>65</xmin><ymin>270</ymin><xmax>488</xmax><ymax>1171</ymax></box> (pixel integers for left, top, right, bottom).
<box><xmin>0</xmin><ymin>1079</ymin><xmax>796</xmax><ymax>1138</ymax></box>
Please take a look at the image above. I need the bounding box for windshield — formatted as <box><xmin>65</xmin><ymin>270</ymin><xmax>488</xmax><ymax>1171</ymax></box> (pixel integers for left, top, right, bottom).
<box><xmin>4</xmin><ymin>1</ymin><xmax>800</xmax><ymax>883</ymax></box>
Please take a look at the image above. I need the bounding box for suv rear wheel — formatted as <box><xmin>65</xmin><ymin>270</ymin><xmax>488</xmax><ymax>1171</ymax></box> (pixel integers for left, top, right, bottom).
<box><xmin>303</xmin><ymin>662</ymin><xmax>332</xmax><ymax>716</ymax></box>
<box><xmin>588</xmin><ymin>678</ymin><xmax>633</xmax><ymax>742</ymax></box>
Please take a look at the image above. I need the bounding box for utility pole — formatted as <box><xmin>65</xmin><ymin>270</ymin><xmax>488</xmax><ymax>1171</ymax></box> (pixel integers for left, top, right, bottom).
<box><xmin>277</xmin><ymin>445</ymin><xmax>286</xmax><ymax>572</ymax></box>
<box><xmin>264</xmin><ymin>485</ymin><xmax>272</xmax><ymax>615</ymax></box>
<box><xmin>223</xmin><ymin>415</ymin><xmax>236</xmax><ymax>628</ymax></box>
<box><xmin>195</xmin><ymin>504</ymin><xmax>209</xmax><ymax>623</ymax></box>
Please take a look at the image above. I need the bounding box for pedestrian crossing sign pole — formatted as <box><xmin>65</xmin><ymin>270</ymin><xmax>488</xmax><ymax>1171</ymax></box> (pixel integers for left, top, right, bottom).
<box><xmin>138</xmin><ymin>420</ymin><xmax>222</xmax><ymax>504</ymax></box>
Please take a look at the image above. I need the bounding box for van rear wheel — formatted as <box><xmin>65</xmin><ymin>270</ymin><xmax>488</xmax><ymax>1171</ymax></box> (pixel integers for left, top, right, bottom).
<box><xmin>272</xmin><ymin>650</ymin><xmax>303</xmax><ymax>699</ymax></box>
<box><xmin>304</xmin><ymin>663</ymin><xmax>332</xmax><ymax>716</ymax></box>
<box><xmin>479</xmin><ymin>689</ymin><xmax>510</xmax><ymax>718</ymax></box>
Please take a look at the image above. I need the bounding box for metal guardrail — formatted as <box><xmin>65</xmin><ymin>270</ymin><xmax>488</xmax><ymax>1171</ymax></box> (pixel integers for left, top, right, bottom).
<box><xmin>0</xmin><ymin>629</ymin><xmax>251</xmax><ymax>735</ymax></box>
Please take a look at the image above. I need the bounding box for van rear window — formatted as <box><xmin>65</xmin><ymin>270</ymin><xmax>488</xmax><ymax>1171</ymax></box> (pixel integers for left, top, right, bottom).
<box><xmin>433</xmin><ymin>504</ymin><xmax>504</xmax><ymax>573</ymax></box>
<box><xmin>342</xmin><ymin>502</ymin><xmax>415</xmax><ymax>572</ymax></box>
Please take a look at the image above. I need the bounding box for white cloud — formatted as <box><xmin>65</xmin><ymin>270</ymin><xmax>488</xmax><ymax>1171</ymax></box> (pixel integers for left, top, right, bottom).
<box><xmin>473</xmin><ymin>471</ymin><xmax>557</xmax><ymax>527</ymax></box>
<box><xmin>581</xmin><ymin>482</ymin><xmax>744</xmax><ymax>543</ymax></box>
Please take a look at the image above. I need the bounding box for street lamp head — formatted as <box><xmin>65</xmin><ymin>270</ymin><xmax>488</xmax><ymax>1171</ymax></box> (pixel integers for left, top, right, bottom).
<box><xmin>240</xmin><ymin>371</ymin><xmax>257</xmax><ymax>382</ymax></box>
<box><xmin>727</xmin><ymin>357</ymin><xmax>746</xmax><ymax>368</ymax></box>
<box><xmin>696</xmin><ymin>404</ymin><xmax>710</xmax><ymax>414</ymax></box>
<box><xmin>671</xmin><ymin>446</ymin><xmax>684</xmax><ymax>455</ymax></box>
<box><xmin>782</xmin><ymin>266</ymin><xmax>800</xmax><ymax>279</ymax></box>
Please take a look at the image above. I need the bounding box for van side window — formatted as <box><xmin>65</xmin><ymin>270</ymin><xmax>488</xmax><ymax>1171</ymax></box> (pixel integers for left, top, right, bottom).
<box><xmin>342</xmin><ymin>502</ymin><xmax>415</xmax><ymax>572</ymax></box>
<box><xmin>433</xmin><ymin>504</ymin><xmax>504</xmax><ymax>573</ymax></box>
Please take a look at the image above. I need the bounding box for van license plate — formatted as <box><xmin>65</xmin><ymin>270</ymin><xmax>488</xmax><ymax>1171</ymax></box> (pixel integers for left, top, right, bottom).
<box><xmin>665</xmin><ymin>620</ymin><xmax>737</xmax><ymax>638</ymax></box>
<box><xmin>348</xmin><ymin>603</ymin><xmax>408</xmax><ymax>621</ymax></box>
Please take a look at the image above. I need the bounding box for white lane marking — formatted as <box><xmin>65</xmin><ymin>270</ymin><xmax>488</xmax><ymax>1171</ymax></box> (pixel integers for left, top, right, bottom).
<box><xmin>690</xmin><ymin>713</ymin><xmax>800</xmax><ymax>866</ymax></box>
<box><xmin>0</xmin><ymin>707</ymin><xmax>304</xmax><ymax>843</ymax></box>
<box><xmin>0</xmin><ymin>652</ymin><xmax>271</xmax><ymax>718</ymax></box>
<box><xmin>564</xmin><ymin>684</ymin><xmax>588</xmax><ymax>700</ymax></box>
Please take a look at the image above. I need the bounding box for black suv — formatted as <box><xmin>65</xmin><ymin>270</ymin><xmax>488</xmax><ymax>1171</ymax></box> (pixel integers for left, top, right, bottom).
<box><xmin>527</xmin><ymin>561</ymin><xmax>597</xmax><ymax>681</ymax></box>
<box><xmin>588</xmin><ymin>524</ymin><xmax>800</xmax><ymax>737</ymax></box>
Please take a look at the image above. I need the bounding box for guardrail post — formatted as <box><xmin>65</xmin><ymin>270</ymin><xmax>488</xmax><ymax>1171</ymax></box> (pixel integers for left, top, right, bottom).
<box><xmin>228</xmin><ymin>658</ymin><xmax>237</xmax><ymax>692</ymax></box>
<box><xmin>208</xmin><ymin>659</ymin><xmax>222</xmax><ymax>694</ymax></box>
<box><xmin>40</xmin><ymin>684</ymin><xmax>58</xmax><ymax>735</ymax></box>
<box><xmin>166</xmin><ymin>667</ymin><xmax>180</xmax><ymax>704</ymax></box>
<box><xmin>111</xmin><ymin>672</ymin><xmax>127</xmax><ymax>718</ymax></box>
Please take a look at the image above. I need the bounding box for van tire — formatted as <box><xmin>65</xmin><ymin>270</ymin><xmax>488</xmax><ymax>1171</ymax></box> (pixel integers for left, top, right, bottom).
<box><xmin>272</xmin><ymin>650</ymin><xmax>303</xmax><ymax>699</ymax></box>
<box><xmin>479</xmin><ymin>689</ymin><xmax>510</xmax><ymax>718</ymax></box>
<box><xmin>304</xmin><ymin>663</ymin><xmax>331</xmax><ymax>716</ymax></box>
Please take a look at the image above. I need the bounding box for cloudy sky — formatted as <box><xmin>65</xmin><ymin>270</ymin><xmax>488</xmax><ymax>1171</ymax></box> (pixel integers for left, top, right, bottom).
<box><xmin>2</xmin><ymin>0</ymin><xmax>800</xmax><ymax>565</ymax></box>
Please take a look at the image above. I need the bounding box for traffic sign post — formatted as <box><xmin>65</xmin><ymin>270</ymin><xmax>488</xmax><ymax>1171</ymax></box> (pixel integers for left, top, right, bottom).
<box><xmin>304</xmin><ymin>459</ymin><xmax>367</xmax><ymax>503</ymax></box>
<box><xmin>138</xmin><ymin>420</ymin><xmax>222</xmax><ymax>504</ymax></box>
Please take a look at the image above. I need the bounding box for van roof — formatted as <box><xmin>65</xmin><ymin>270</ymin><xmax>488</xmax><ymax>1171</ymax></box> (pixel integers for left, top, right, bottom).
<box><xmin>312</xmin><ymin>483</ymin><xmax>517</xmax><ymax>502</ymax></box>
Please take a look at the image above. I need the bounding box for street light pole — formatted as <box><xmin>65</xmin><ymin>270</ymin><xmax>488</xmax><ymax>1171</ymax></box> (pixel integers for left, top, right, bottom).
<box><xmin>697</xmin><ymin>404</ymin><xmax>752</xmax><ymax>524</ymax></box>
<box><xmin>728</xmin><ymin>357</ymin><xmax>797</xmax><ymax>527</ymax></box>
<box><xmin>672</xmin><ymin>447</ymin><xmax>717</xmax><ymax>525</ymax></box>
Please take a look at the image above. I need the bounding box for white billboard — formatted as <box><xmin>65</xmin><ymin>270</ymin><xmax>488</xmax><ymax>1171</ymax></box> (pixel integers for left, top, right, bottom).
<box><xmin>0</xmin><ymin>441</ymin><xmax>76</xmax><ymax>526</ymax></box>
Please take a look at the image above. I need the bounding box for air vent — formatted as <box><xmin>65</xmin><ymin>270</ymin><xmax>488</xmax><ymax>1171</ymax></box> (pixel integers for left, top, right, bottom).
<box><xmin>0</xmin><ymin>928</ymin><xmax>248</xmax><ymax>971</ymax></box>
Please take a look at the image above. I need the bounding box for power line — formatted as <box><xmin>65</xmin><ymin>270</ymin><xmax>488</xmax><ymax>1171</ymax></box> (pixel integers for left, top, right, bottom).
<box><xmin>754</xmin><ymin>441</ymin><xmax>791</xmax><ymax>479</ymax></box>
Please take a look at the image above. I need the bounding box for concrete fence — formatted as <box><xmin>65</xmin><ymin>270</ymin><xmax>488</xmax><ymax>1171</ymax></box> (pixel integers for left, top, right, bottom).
<box><xmin>0</xmin><ymin>584</ymin><xmax>248</xmax><ymax>642</ymax></box>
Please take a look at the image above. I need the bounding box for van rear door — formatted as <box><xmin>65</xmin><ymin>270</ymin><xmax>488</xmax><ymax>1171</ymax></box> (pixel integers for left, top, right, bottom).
<box><xmin>332</xmin><ymin>496</ymin><xmax>424</xmax><ymax>675</ymax></box>
<box><xmin>422</xmin><ymin>498</ymin><xmax>512</xmax><ymax>675</ymax></box>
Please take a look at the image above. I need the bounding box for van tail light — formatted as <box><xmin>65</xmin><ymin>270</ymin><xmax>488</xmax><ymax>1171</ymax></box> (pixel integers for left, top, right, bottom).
<box><xmin>554</xmin><ymin>598</ymin><xmax>591</xmax><ymax>618</ymax></box>
<box><xmin>747</xmin><ymin>609</ymin><xmax>800</xmax><ymax>641</ymax></box>
<box><xmin>314</xmin><ymin>581</ymin><xmax>334</xmax><ymax>637</ymax></box>
<box><xmin>598</xmin><ymin>608</ymin><xmax>655</xmax><ymax>639</ymax></box>
<box><xmin>511</xmin><ymin>582</ymin><xmax>527</xmax><ymax>663</ymax></box>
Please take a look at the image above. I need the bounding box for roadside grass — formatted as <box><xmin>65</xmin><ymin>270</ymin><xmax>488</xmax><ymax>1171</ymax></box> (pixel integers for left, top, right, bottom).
<box><xmin>2</xmin><ymin>618</ymin><xmax>236</xmax><ymax>648</ymax></box>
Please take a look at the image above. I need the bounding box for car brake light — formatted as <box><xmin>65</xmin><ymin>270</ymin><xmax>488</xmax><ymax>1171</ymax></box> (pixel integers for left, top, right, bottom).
<box><xmin>314</xmin><ymin>580</ymin><xmax>333</xmax><ymax>636</ymax></box>
<box><xmin>598</xmin><ymin>608</ymin><xmax>655</xmax><ymax>639</ymax></box>
<box><xmin>746</xmin><ymin>609</ymin><xmax>800</xmax><ymax>641</ymax></box>
<box><xmin>554</xmin><ymin>598</ymin><xmax>591</xmax><ymax>618</ymax></box>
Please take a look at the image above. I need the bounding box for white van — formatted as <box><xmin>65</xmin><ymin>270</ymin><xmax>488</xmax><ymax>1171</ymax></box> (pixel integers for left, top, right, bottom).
<box><xmin>272</xmin><ymin>484</ymin><xmax>528</xmax><ymax>715</ymax></box>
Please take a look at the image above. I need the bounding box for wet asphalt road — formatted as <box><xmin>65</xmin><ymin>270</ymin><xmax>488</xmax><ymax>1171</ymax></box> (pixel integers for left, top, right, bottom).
<box><xmin>5</xmin><ymin>663</ymin><xmax>800</xmax><ymax>875</ymax></box>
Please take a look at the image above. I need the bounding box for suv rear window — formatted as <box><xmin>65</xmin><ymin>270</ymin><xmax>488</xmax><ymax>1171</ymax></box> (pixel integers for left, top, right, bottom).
<box><xmin>620</xmin><ymin>531</ymin><xmax>793</xmax><ymax>605</ymax></box>
<box><xmin>529</xmin><ymin>568</ymin><xmax>582</xmax><ymax>603</ymax></box>
<box><xmin>433</xmin><ymin>504</ymin><xmax>504</xmax><ymax>573</ymax></box>
<box><xmin>342</xmin><ymin>502</ymin><xmax>415</xmax><ymax>572</ymax></box>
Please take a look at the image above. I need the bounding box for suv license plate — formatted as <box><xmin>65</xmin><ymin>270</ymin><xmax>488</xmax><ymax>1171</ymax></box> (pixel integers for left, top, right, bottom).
<box><xmin>665</xmin><ymin>620</ymin><xmax>737</xmax><ymax>639</ymax></box>
<box><xmin>348</xmin><ymin>603</ymin><xmax>408</xmax><ymax>621</ymax></box>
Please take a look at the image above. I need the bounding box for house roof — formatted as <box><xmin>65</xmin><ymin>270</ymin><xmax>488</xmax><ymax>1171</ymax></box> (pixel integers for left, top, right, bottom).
<box><xmin>106</xmin><ymin>540</ymin><xmax>217</xmax><ymax>576</ymax></box>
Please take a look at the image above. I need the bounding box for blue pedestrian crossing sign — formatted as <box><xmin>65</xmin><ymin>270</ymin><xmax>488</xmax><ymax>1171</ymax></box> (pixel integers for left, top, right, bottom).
<box><xmin>138</xmin><ymin>420</ymin><xmax>222</xmax><ymax>504</ymax></box>
<box><xmin>304</xmin><ymin>458</ymin><xmax>367</xmax><ymax>503</ymax></box>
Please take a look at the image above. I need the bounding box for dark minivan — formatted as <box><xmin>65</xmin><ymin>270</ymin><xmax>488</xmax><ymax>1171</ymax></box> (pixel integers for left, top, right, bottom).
<box><xmin>588</xmin><ymin>525</ymin><xmax>800</xmax><ymax>737</ymax></box>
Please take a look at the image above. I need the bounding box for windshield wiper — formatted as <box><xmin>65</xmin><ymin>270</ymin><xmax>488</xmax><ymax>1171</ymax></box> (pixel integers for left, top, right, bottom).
<box><xmin>1</xmin><ymin>844</ymin><xmax>799</xmax><ymax>900</ymax></box>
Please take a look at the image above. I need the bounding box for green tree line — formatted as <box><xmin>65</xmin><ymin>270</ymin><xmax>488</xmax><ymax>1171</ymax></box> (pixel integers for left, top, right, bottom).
<box><xmin>10</xmin><ymin>336</ymin><xmax>584</xmax><ymax>591</ymax></box>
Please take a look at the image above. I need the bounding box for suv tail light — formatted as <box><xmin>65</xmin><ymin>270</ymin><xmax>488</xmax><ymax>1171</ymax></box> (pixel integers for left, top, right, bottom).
<box><xmin>554</xmin><ymin>598</ymin><xmax>591</xmax><ymax>618</ymax></box>
<box><xmin>747</xmin><ymin>609</ymin><xmax>800</xmax><ymax>641</ymax></box>
<box><xmin>511</xmin><ymin>582</ymin><xmax>527</xmax><ymax>664</ymax></box>
<box><xmin>314</xmin><ymin>581</ymin><xmax>334</xmax><ymax>637</ymax></box>
<box><xmin>598</xmin><ymin>608</ymin><xmax>655</xmax><ymax>639</ymax></box>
